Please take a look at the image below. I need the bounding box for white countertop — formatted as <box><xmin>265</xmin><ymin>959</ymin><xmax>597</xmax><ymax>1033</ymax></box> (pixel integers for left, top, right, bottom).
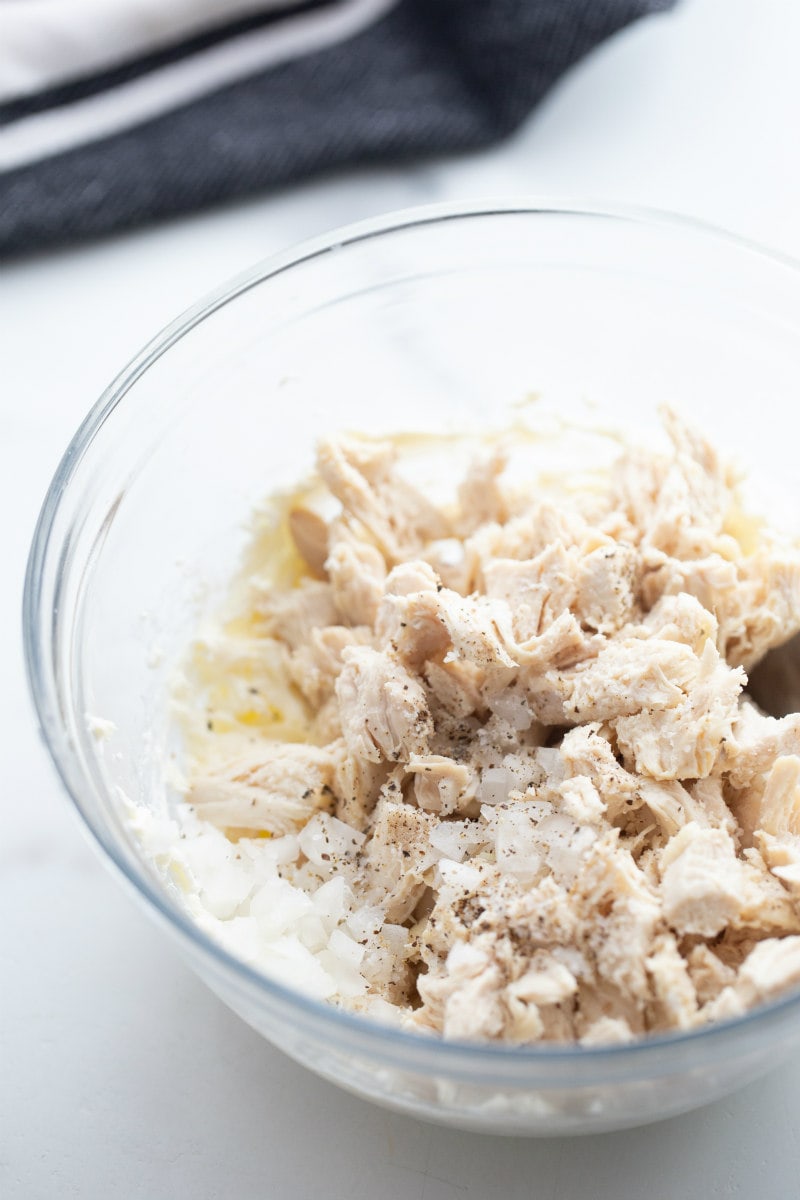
<box><xmin>4</xmin><ymin>1</ymin><xmax>800</xmax><ymax>1195</ymax></box>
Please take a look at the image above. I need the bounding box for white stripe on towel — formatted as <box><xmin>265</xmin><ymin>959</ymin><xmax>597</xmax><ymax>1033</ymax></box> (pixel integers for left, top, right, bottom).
<box><xmin>0</xmin><ymin>0</ymin><xmax>397</xmax><ymax>173</ymax></box>
<box><xmin>0</xmin><ymin>0</ymin><xmax>317</xmax><ymax>102</ymax></box>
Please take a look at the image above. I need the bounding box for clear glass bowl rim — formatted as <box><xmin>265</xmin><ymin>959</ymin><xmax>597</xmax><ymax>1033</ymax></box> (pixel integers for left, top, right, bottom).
<box><xmin>23</xmin><ymin>197</ymin><xmax>800</xmax><ymax>1075</ymax></box>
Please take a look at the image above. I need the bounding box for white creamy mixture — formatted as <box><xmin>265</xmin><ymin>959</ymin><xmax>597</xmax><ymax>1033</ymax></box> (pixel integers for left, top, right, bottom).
<box><xmin>136</xmin><ymin>411</ymin><xmax>800</xmax><ymax>1043</ymax></box>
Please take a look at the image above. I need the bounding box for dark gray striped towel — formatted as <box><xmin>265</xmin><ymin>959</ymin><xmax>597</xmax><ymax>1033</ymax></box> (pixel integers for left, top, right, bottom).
<box><xmin>0</xmin><ymin>0</ymin><xmax>675</xmax><ymax>257</ymax></box>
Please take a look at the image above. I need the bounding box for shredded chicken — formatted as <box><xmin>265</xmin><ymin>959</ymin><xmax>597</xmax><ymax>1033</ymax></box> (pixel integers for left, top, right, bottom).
<box><xmin>173</xmin><ymin>412</ymin><xmax>800</xmax><ymax>1043</ymax></box>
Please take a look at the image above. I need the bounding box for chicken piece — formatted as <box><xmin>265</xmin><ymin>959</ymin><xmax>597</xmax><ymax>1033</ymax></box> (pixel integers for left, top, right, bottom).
<box><xmin>437</xmin><ymin>593</ymin><xmax>518</xmax><ymax>691</ymax></box>
<box><xmin>508</xmin><ymin>950</ymin><xmax>579</xmax><ymax>1006</ymax></box>
<box><xmin>187</xmin><ymin>741</ymin><xmax>336</xmax><ymax>834</ymax></box>
<box><xmin>579</xmin><ymin>1016</ymin><xmax>635</xmax><ymax>1045</ymax></box>
<box><xmin>376</xmin><ymin>565</ymin><xmax>449</xmax><ymax>668</ymax></box>
<box><xmin>482</xmin><ymin>550</ymin><xmax>606</xmax><ymax>677</ymax></box>
<box><xmin>737</xmin><ymin>848</ymin><xmax>800</xmax><ymax>934</ymax></box>
<box><xmin>660</xmin><ymin>825</ymin><xmax>744</xmax><ymax>937</ymax></box>
<box><xmin>317</xmin><ymin>437</ymin><xmax>448</xmax><ymax>562</ymax></box>
<box><xmin>456</xmin><ymin>447</ymin><xmax>509</xmax><ymax>533</ymax></box>
<box><xmin>413</xmin><ymin>864</ymin><xmax>585</xmax><ymax>1040</ymax></box>
<box><xmin>641</xmin><ymin>551</ymin><xmax>800</xmax><ymax>672</ymax></box>
<box><xmin>416</xmin><ymin>939</ymin><xmax>506</xmax><ymax>1040</ymax></box>
<box><xmin>254</xmin><ymin>579</ymin><xmax>339</xmax><ymax>651</ymax></box>
<box><xmin>573</xmin><ymin>542</ymin><xmax>639</xmax><ymax>635</ymax></box>
<box><xmin>429</xmin><ymin>863</ymin><xmax>578</xmax><ymax>964</ymax></box>
<box><xmin>559</xmin><ymin>725</ymin><xmax>641</xmax><ymax>823</ymax></box>
<box><xmin>406</xmin><ymin>754</ymin><xmax>478</xmax><ymax>816</ymax></box>
<box><xmin>755</xmin><ymin>756</ymin><xmax>800</xmax><ymax>838</ymax></box>
<box><xmin>425</xmin><ymin>712</ymin><xmax>483</xmax><ymax>769</ymax></box>
<box><xmin>504</xmin><ymin>954</ymin><xmax>580</xmax><ymax>1043</ymax></box>
<box><xmin>482</xmin><ymin>557</ymin><xmax>551</xmax><ymax>643</ymax></box>
<box><xmin>574</xmin><ymin>832</ymin><xmax>661</xmax><ymax>1004</ymax></box>
<box><xmin>564</xmin><ymin>632</ymin><xmax>744</xmax><ymax>764</ymax></box>
<box><xmin>686</xmin><ymin>944</ymin><xmax>737</xmax><ymax>1006</ymax></box>
<box><xmin>325</xmin><ymin>524</ymin><xmax>387</xmax><ymax>627</ymax></box>
<box><xmin>595</xmin><ymin>501</ymin><xmax>641</xmax><ymax>546</ymax></box>
<box><xmin>636</xmin><ymin>778</ymin><xmax>711</xmax><ymax>838</ymax></box>
<box><xmin>640</xmin><ymin>551</ymin><xmax>739</xmax><ymax>630</ymax></box>
<box><xmin>723</xmin><ymin>553</ymin><xmax>800</xmax><ymax>671</ymax></box>
<box><xmin>643</xmin><ymin>592</ymin><xmax>718</xmax><ymax>656</ymax></box>
<box><xmin>756</xmin><ymin>830</ymin><xmax>800</xmax><ymax>896</ymax></box>
<box><xmin>336</xmin><ymin>646</ymin><xmax>432</xmax><ymax>765</ymax></box>
<box><xmin>417</xmin><ymin>859</ymin><xmax>496</xmax><ymax>957</ymax></box>
<box><xmin>423</xmin><ymin>658</ymin><xmax>484</xmax><ymax>719</ymax></box>
<box><xmin>483</xmin><ymin>545</ymin><xmax>577</xmax><ymax>641</ymax></box>
<box><xmin>287</xmin><ymin>625</ymin><xmax>371</xmax><ymax>709</ymax></box>
<box><xmin>685</xmin><ymin>776</ymin><xmax>738</xmax><ymax>835</ymax></box>
<box><xmin>384</xmin><ymin>559</ymin><xmax>441</xmax><ymax>597</ymax></box>
<box><xmin>359</xmin><ymin>798</ymin><xmax>438</xmax><ymax>922</ymax></box>
<box><xmin>557</xmin><ymin>776</ymin><xmax>607</xmax><ymax>825</ymax></box>
<box><xmin>484</xmin><ymin>536</ymin><xmax>637</xmax><ymax>643</ymax></box>
<box><xmin>477</xmin><ymin>499</ymin><xmax>591</xmax><ymax>563</ymax></box>
<box><xmin>566</xmin><ymin>637</ymin><xmax>697</xmax><ymax>723</ymax></box>
<box><xmin>705</xmin><ymin>936</ymin><xmax>800</xmax><ymax>1022</ymax></box>
<box><xmin>573</xmin><ymin>979</ymin><xmax>646</xmax><ymax>1041</ymax></box>
<box><xmin>311</xmin><ymin>696</ymin><xmax>343</xmax><ymax>744</ymax></box>
<box><xmin>645</xmin><ymin>933</ymin><xmax>698</xmax><ymax>1030</ymax></box>
<box><xmin>610</xmin><ymin>445</ymin><xmax>664</xmax><ymax>547</ymax></box>
<box><xmin>643</xmin><ymin>455</ymin><xmax>729</xmax><ymax>561</ymax></box>
<box><xmin>663</xmin><ymin>407</ymin><xmax>728</xmax><ymax>479</ymax></box>
<box><xmin>699</xmin><ymin>987</ymin><xmax>748</xmax><ymax>1024</ymax></box>
<box><xmin>503</xmin><ymin>995</ymin><xmax>546</xmax><ymax>1042</ymax></box>
<box><xmin>513</xmin><ymin>612</ymin><xmax>601</xmax><ymax>679</ymax></box>
<box><xmin>616</xmin><ymin>409</ymin><xmax>736</xmax><ymax>562</ymax></box>
<box><xmin>519</xmin><ymin>670</ymin><xmax>576</xmax><ymax>726</ymax></box>
<box><xmin>379</xmin><ymin>577</ymin><xmax>517</xmax><ymax>693</ymax></box>
<box><xmin>723</xmin><ymin>703</ymin><xmax>800</xmax><ymax>791</ymax></box>
<box><xmin>288</xmin><ymin>506</ymin><xmax>329</xmax><ymax>578</ymax></box>
<box><xmin>744</xmin><ymin>755</ymin><xmax>800</xmax><ymax>897</ymax></box>
<box><xmin>332</xmin><ymin>745</ymin><xmax>388</xmax><ymax>830</ymax></box>
<box><xmin>733</xmin><ymin>936</ymin><xmax>800</xmax><ymax>1008</ymax></box>
<box><xmin>612</xmin><ymin>641</ymin><xmax>744</xmax><ymax>780</ymax></box>
<box><xmin>422</xmin><ymin>537</ymin><xmax>480</xmax><ymax>595</ymax></box>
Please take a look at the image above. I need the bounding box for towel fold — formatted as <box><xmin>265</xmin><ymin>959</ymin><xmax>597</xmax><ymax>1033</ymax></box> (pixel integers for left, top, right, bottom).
<box><xmin>0</xmin><ymin>0</ymin><xmax>674</xmax><ymax>256</ymax></box>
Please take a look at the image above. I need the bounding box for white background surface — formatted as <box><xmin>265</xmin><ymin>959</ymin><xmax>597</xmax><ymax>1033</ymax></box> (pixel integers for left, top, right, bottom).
<box><xmin>3</xmin><ymin>1</ymin><xmax>800</xmax><ymax>1195</ymax></box>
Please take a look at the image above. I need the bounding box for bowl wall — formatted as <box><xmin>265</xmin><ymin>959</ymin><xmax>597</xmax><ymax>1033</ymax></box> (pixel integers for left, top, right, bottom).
<box><xmin>25</xmin><ymin>203</ymin><xmax>800</xmax><ymax>1133</ymax></box>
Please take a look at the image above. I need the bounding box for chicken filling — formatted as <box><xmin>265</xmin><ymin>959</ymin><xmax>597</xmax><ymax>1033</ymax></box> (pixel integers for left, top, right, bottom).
<box><xmin>167</xmin><ymin>411</ymin><xmax>800</xmax><ymax>1043</ymax></box>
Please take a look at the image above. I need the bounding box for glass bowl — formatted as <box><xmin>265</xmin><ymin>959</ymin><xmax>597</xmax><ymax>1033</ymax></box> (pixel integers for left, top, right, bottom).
<box><xmin>24</xmin><ymin>201</ymin><xmax>800</xmax><ymax>1136</ymax></box>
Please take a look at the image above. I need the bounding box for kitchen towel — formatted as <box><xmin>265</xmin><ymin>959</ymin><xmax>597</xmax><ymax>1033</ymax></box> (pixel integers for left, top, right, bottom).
<box><xmin>0</xmin><ymin>0</ymin><xmax>675</xmax><ymax>256</ymax></box>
